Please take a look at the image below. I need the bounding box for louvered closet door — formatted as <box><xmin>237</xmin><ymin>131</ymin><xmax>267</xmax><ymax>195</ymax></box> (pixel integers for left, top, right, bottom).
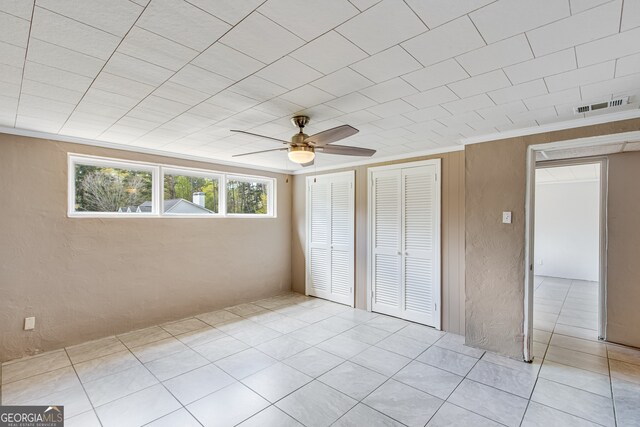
<box><xmin>370</xmin><ymin>161</ymin><xmax>441</xmax><ymax>328</ymax></box>
<box><xmin>306</xmin><ymin>172</ymin><xmax>354</xmax><ymax>306</ymax></box>
<box><xmin>401</xmin><ymin>165</ymin><xmax>438</xmax><ymax>326</ymax></box>
<box><xmin>371</xmin><ymin>169</ymin><xmax>403</xmax><ymax>318</ymax></box>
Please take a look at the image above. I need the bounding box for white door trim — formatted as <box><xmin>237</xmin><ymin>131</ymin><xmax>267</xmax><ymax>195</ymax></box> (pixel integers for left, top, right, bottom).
<box><xmin>524</xmin><ymin>144</ymin><xmax>613</xmax><ymax>361</ymax></box>
<box><xmin>305</xmin><ymin>170</ymin><xmax>355</xmax><ymax>307</ymax></box>
<box><xmin>367</xmin><ymin>159</ymin><xmax>442</xmax><ymax>329</ymax></box>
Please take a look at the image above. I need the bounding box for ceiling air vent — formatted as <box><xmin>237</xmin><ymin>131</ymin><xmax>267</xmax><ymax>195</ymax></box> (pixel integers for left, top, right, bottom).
<box><xmin>574</xmin><ymin>97</ymin><xmax>629</xmax><ymax>114</ymax></box>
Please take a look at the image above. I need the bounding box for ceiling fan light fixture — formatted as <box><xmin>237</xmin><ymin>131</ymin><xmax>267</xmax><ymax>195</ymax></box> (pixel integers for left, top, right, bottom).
<box><xmin>288</xmin><ymin>146</ymin><xmax>315</xmax><ymax>164</ymax></box>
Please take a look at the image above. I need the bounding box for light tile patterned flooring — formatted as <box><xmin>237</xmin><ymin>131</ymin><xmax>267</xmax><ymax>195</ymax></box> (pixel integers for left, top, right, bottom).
<box><xmin>1</xmin><ymin>286</ymin><xmax>638</xmax><ymax>426</ymax></box>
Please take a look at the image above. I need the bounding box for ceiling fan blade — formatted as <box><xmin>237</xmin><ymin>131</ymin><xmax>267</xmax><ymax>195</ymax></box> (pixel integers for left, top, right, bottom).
<box><xmin>232</xmin><ymin>148</ymin><xmax>288</xmax><ymax>157</ymax></box>
<box><xmin>318</xmin><ymin>144</ymin><xmax>376</xmax><ymax>157</ymax></box>
<box><xmin>301</xmin><ymin>159</ymin><xmax>314</xmax><ymax>167</ymax></box>
<box><xmin>230</xmin><ymin>130</ymin><xmax>289</xmax><ymax>144</ymax></box>
<box><xmin>305</xmin><ymin>125</ymin><xmax>359</xmax><ymax>146</ymax></box>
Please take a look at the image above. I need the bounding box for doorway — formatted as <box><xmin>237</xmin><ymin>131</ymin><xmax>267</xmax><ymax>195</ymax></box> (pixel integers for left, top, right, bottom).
<box><xmin>532</xmin><ymin>162</ymin><xmax>604</xmax><ymax>358</ymax></box>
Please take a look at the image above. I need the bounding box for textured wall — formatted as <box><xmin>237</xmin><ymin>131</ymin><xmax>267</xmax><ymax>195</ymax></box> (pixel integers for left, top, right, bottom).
<box><xmin>292</xmin><ymin>150</ymin><xmax>466</xmax><ymax>334</ymax></box>
<box><xmin>0</xmin><ymin>133</ymin><xmax>292</xmax><ymax>362</ymax></box>
<box><xmin>606</xmin><ymin>151</ymin><xmax>640</xmax><ymax>347</ymax></box>
<box><xmin>465</xmin><ymin>118</ymin><xmax>640</xmax><ymax>359</ymax></box>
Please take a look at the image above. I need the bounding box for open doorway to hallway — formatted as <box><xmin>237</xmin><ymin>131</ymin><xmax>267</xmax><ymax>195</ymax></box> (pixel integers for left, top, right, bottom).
<box><xmin>532</xmin><ymin>162</ymin><xmax>603</xmax><ymax>358</ymax></box>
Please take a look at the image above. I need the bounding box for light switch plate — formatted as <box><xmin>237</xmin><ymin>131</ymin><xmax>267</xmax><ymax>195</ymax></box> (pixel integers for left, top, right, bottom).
<box><xmin>502</xmin><ymin>211</ymin><xmax>512</xmax><ymax>224</ymax></box>
<box><xmin>24</xmin><ymin>317</ymin><xmax>35</xmax><ymax>331</ymax></box>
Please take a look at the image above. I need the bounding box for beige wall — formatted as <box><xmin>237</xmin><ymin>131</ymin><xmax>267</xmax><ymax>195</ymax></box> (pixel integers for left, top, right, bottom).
<box><xmin>292</xmin><ymin>150</ymin><xmax>466</xmax><ymax>334</ymax></box>
<box><xmin>465</xmin><ymin>118</ymin><xmax>640</xmax><ymax>359</ymax></box>
<box><xmin>606</xmin><ymin>151</ymin><xmax>640</xmax><ymax>347</ymax></box>
<box><xmin>0</xmin><ymin>133</ymin><xmax>292</xmax><ymax>362</ymax></box>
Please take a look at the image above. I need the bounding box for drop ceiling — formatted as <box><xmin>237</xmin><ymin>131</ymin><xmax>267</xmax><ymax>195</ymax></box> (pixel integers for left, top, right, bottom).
<box><xmin>1</xmin><ymin>0</ymin><xmax>640</xmax><ymax>172</ymax></box>
<box><xmin>536</xmin><ymin>163</ymin><xmax>601</xmax><ymax>183</ymax></box>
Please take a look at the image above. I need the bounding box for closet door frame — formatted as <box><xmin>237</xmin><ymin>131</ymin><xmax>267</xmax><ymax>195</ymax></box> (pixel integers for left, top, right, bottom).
<box><xmin>367</xmin><ymin>159</ymin><xmax>442</xmax><ymax>329</ymax></box>
<box><xmin>305</xmin><ymin>170</ymin><xmax>355</xmax><ymax>307</ymax></box>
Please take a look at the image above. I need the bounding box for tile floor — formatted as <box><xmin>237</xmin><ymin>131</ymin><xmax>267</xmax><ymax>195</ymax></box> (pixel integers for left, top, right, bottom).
<box><xmin>1</xmin><ymin>287</ymin><xmax>639</xmax><ymax>427</ymax></box>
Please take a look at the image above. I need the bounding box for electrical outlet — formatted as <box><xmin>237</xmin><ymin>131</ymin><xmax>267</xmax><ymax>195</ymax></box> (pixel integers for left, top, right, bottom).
<box><xmin>24</xmin><ymin>317</ymin><xmax>35</xmax><ymax>331</ymax></box>
<box><xmin>502</xmin><ymin>211</ymin><xmax>512</xmax><ymax>224</ymax></box>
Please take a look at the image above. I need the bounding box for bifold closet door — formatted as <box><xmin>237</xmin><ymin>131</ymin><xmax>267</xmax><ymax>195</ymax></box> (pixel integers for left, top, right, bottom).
<box><xmin>306</xmin><ymin>172</ymin><xmax>354</xmax><ymax>306</ymax></box>
<box><xmin>370</xmin><ymin>161</ymin><xmax>441</xmax><ymax>328</ymax></box>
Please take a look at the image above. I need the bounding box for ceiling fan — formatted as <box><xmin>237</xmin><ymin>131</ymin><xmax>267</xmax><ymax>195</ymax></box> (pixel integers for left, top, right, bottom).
<box><xmin>231</xmin><ymin>115</ymin><xmax>376</xmax><ymax>166</ymax></box>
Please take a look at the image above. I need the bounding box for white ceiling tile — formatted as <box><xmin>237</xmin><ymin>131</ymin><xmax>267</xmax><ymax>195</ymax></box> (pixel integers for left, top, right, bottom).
<box><xmin>359</xmin><ymin>78</ymin><xmax>417</xmax><ymax>103</ymax></box>
<box><xmin>348</xmin><ymin>0</ymin><xmax>382</xmax><ymax>12</ymax></box>
<box><xmin>325</xmin><ymin>92</ymin><xmax>376</xmax><ymax>113</ymax></box>
<box><xmin>570</xmin><ymin>0</ymin><xmax>611</xmax><ymax>14</ymax></box>
<box><xmin>137</xmin><ymin>95</ymin><xmax>191</xmax><ymax>117</ymax></box>
<box><xmin>220</xmin><ymin>12</ymin><xmax>304</xmax><ymax>63</ymax></box>
<box><xmin>367</xmin><ymin>99</ymin><xmax>415</xmax><ymax>118</ymax></box>
<box><xmin>488</xmin><ymin>79</ymin><xmax>548</xmax><ymax>104</ymax></box>
<box><xmin>402</xmin><ymin>16</ymin><xmax>485</xmax><ymax>67</ymax></box>
<box><xmin>19</xmin><ymin>94</ymin><xmax>76</xmax><ymax>115</ymax></box>
<box><xmin>402</xmin><ymin>59</ymin><xmax>469</xmax><ymax>91</ymax></box>
<box><xmin>31</xmin><ymin>7</ymin><xmax>120</xmax><ymax>60</ymax></box>
<box><xmin>504</xmin><ymin>49</ymin><xmax>576</xmax><ymax>85</ymax></box>
<box><xmin>470</xmin><ymin>0</ymin><xmax>570</xmax><ymax>43</ymax></box>
<box><xmin>169</xmin><ymin>65</ymin><xmax>233</xmax><ymax>96</ymax></box>
<box><xmin>476</xmin><ymin>100</ymin><xmax>528</xmax><ymax>120</ymax></box>
<box><xmin>23</xmin><ymin>61</ymin><xmax>93</xmax><ymax>92</ymax></box>
<box><xmin>336</xmin><ymin>0</ymin><xmax>427</xmax><ymax>54</ymax></box>
<box><xmin>279</xmin><ymin>85</ymin><xmax>335</xmax><ymax>108</ymax></box>
<box><xmin>192</xmin><ymin>43</ymin><xmax>264</xmax><ymax>81</ymax></box>
<box><xmin>350</xmin><ymin>46</ymin><xmax>422</xmax><ymax>83</ymax></box>
<box><xmin>298</xmin><ymin>104</ymin><xmax>344</xmax><ymax>122</ymax></box>
<box><xmin>116</xmin><ymin>116</ymin><xmax>160</xmax><ymax>131</ymax></box>
<box><xmin>403</xmin><ymin>86</ymin><xmax>459</xmax><ymax>109</ymax></box>
<box><xmin>526</xmin><ymin>1</ymin><xmax>622</xmax><ymax>57</ymax></box>
<box><xmin>580</xmin><ymin>73</ymin><xmax>640</xmax><ymax>100</ymax></box>
<box><xmin>0</xmin><ymin>10</ymin><xmax>29</xmax><ymax>47</ymax></box>
<box><xmin>0</xmin><ymin>0</ymin><xmax>34</xmax><ymax>20</ymax></box>
<box><xmin>371</xmin><ymin>115</ymin><xmax>414</xmax><ymax>130</ymax></box>
<box><xmin>508</xmin><ymin>106</ymin><xmax>557</xmax><ymax>123</ymax></box>
<box><xmin>442</xmin><ymin>94</ymin><xmax>494</xmax><ymax>114</ymax></box>
<box><xmin>16</xmin><ymin>115</ymin><xmax>65</xmax><ymax>132</ymax></box>
<box><xmin>621</xmin><ymin>0</ymin><xmax>640</xmax><ymax>30</ymax></box>
<box><xmin>37</xmin><ymin>0</ymin><xmax>142</xmax><ymax>36</ymax></box>
<box><xmin>231</xmin><ymin>109</ymin><xmax>279</xmax><ymax>126</ymax></box>
<box><xmin>456</xmin><ymin>34</ymin><xmax>533</xmax><ymax>76</ymax></box>
<box><xmin>311</xmin><ymin>67</ymin><xmax>373</xmax><ymax>97</ymax></box>
<box><xmin>20</xmin><ymin>79</ymin><xmax>84</xmax><ymax>104</ymax></box>
<box><xmin>523</xmin><ymin>87</ymin><xmax>581</xmax><ymax>110</ymax></box>
<box><xmin>468</xmin><ymin>115</ymin><xmax>512</xmax><ymax>131</ymax></box>
<box><xmin>290</xmin><ymin>30</ymin><xmax>367</xmax><ymax>74</ymax></box>
<box><xmin>208</xmin><ymin>90</ymin><xmax>260</xmax><ymax>112</ymax></box>
<box><xmin>403</xmin><ymin>105</ymin><xmax>451</xmax><ymax>122</ymax></box>
<box><xmin>229</xmin><ymin>75</ymin><xmax>289</xmax><ymax>101</ymax></box>
<box><xmin>405</xmin><ymin>0</ymin><xmax>494</xmax><ymax>29</ymax></box>
<box><xmin>137</xmin><ymin>0</ymin><xmax>230</xmax><ymax>51</ymax></box>
<box><xmin>27</xmin><ymin>39</ymin><xmax>104</xmax><ymax>78</ymax></box>
<box><xmin>82</xmin><ymin>88</ymin><xmax>141</xmax><ymax>109</ymax></box>
<box><xmin>118</xmin><ymin>26</ymin><xmax>198</xmax><ymax>72</ymax></box>
<box><xmin>0</xmin><ymin>62</ymin><xmax>23</xmax><ymax>85</ymax></box>
<box><xmin>153</xmin><ymin>81</ymin><xmax>211</xmax><ymax>105</ymax></box>
<box><xmin>259</xmin><ymin>0</ymin><xmax>358</xmax><ymax>41</ymax></box>
<box><xmin>75</xmin><ymin>100</ymin><xmax>131</xmax><ymax>120</ymax></box>
<box><xmin>448</xmin><ymin>70</ymin><xmax>512</xmax><ymax>98</ymax></box>
<box><xmin>545</xmin><ymin>61</ymin><xmax>615</xmax><ymax>92</ymax></box>
<box><xmin>188</xmin><ymin>102</ymin><xmax>235</xmax><ymax>121</ymax></box>
<box><xmin>0</xmin><ymin>80</ymin><xmax>20</xmax><ymax>98</ymax></box>
<box><xmin>92</xmin><ymin>72</ymin><xmax>155</xmax><ymax>99</ymax></box>
<box><xmin>339</xmin><ymin>109</ymin><xmax>381</xmax><ymax>125</ymax></box>
<box><xmin>256</xmin><ymin>56</ymin><xmax>322</xmax><ymax>90</ymax></box>
<box><xmin>0</xmin><ymin>40</ymin><xmax>25</xmax><ymax>67</ymax></box>
<box><xmin>254</xmin><ymin>97</ymin><xmax>303</xmax><ymax>118</ymax></box>
<box><xmin>185</xmin><ymin>0</ymin><xmax>263</xmax><ymax>25</ymax></box>
<box><xmin>576</xmin><ymin>26</ymin><xmax>640</xmax><ymax>67</ymax></box>
<box><xmin>103</xmin><ymin>53</ymin><xmax>173</xmax><ymax>86</ymax></box>
<box><xmin>616</xmin><ymin>52</ymin><xmax>640</xmax><ymax>77</ymax></box>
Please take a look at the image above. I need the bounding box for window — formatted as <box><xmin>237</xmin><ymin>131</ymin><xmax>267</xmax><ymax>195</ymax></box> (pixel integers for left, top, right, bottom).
<box><xmin>226</xmin><ymin>176</ymin><xmax>273</xmax><ymax>215</ymax></box>
<box><xmin>71</xmin><ymin>157</ymin><xmax>157</xmax><ymax>215</ymax></box>
<box><xmin>68</xmin><ymin>155</ymin><xmax>275</xmax><ymax>218</ymax></box>
<box><xmin>163</xmin><ymin>170</ymin><xmax>220</xmax><ymax>215</ymax></box>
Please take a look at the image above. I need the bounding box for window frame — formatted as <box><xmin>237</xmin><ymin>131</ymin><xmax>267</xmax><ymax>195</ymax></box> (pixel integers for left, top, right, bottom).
<box><xmin>68</xmin><ymin>154</ymin><xmax>160</xmax><ymax>218</ymax></box>
<box><xmin>225</xmin><ymin>174</ymin><xmax>276</xmax><ymax>218</ymax></box>
<box><xmin>160</xmin><ymin>166</ymin><xmax>224</xmax><ymax>218</ymax></box>
<box><xmin>68</xmin><ymin>154</ymin><xmax>277</xmax><ymax>219</ymax></box>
